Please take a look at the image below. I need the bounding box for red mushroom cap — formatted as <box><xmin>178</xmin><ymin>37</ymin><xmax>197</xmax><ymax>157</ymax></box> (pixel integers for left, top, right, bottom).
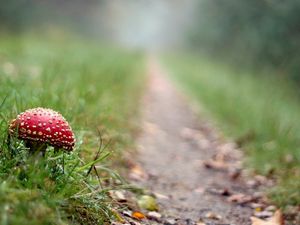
<box><xmin>9</xmin><ymin>107</ymin><xmax>75</xmax><ymax>151</ymax></box>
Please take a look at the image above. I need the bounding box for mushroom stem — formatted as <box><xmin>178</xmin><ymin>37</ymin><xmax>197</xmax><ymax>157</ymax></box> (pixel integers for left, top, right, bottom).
<box><xmin>24</xmin><ymin>141</ymin><xmax>47</xmax><ymax>156</ymax></box>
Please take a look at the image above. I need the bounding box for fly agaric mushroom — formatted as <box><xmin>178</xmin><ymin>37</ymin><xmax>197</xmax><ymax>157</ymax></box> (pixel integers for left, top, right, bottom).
<box><xmin>8</xmin><ymin>107</ymin><xmax>75</xmax><ymax>154</ymax></box>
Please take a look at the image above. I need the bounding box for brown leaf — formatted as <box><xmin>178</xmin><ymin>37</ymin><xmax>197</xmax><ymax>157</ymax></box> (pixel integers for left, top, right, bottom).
<box><xmin>229</xmin><ymin>168</ymin><xmax>241</xmax><ymax>180</ymax></box>
<box><xmin>132</xmin><ymin>211</ymin><xmax>146</xmax><ymax>220</ymax></box>
<box><xmin>197</xmin><ymin>222</ymin><xmax>206</xmax><ymax>225</ymax></box>
<box><xmin>209</xmin><ymin>187</ymin><xmax>231</xmax><ymax>196</ymax></box>
<box><xmin>205</xmin><ymin>211</ymin><xmax>222</xmax><ymax>220</ymax></box>
<box><xmin>227</xmin><ymin>193</ymin><xmax>254</xmax><ymax>204</ymax></box>
<box><xmin>129</xmin><ymin>164</ymin><xmax>148</xmax><ymax>181</ymax></box>
<box><xmin>203</xmin><ymin>159</ymin><xmax>229</xmax><ymax>170</ymax></box>
<box><xmin>251</xmin><ymin>210</ymin><xmax>284</xmax><ymax>225</ymax></box>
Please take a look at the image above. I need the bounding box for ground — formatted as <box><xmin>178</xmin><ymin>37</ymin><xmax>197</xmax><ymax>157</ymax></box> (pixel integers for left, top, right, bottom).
<box><xmin>128</xmin><ymin>58</ymin><xmax>278</xmax><ymax>225</ymax></box>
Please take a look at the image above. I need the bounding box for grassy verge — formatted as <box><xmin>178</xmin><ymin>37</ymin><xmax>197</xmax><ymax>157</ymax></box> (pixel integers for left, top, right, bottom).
<box><xmin>0</xmin><ymin>34</ymin><xmax>145</xmax><ymax>224</ymax></box>
<box><xmin>163</xmin><ymin>54</ymin><xmax>300</xmax><ymax>207</ymax></box>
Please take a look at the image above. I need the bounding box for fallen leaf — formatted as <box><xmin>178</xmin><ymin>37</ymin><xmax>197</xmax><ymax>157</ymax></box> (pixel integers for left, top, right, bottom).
<box><xmin>203</xmin><ymin>159</ymin><xmax>229</xmax><ymax>170</ymax></box>
<box><xmin>251</xmin><ymin>210</ymin><xmax>284</xmax><ymax>225</ymax></box>
<box><xmin>108</xmin><ymin>190</ymin><xmax>127</xmax><ymax>202</ymax></box>
<box><xmin>247</xmin><ymin>179</ymin><xmax>260</xmax><ymax>188</ymax></box>
<box><xmin>254</xmin><ymin>211</ymin><xmax>273</xmax><ymax>218</ymax></box>
<box><xmin>227</xmin><ymin>193</ymin><xmax>254</xmax><ymax>204</ymax></box>
<box><xmin>255</xmin><ymin>207</ymin><xmax>263</xmax><ymax>212</ymax></box>
<box><xmin>229</xmin><ymin>168</ymin><xmax>241</xmax><ymax>180</ymax></box>
<box><xmin>147</xmin><ymin>211</ymin><xmax>162</xmax><ymax>221</ymax></box>
<box><xmin>154</xmin><ymin>192</ymin><xmax>169</xmax><ymax>200</ymax></box>
<box><xmin>209</xmin><ymin>187</ymin><xmax>231</xmax><ymax>196</ymax></box>
<box><xmin>122</xmin><ymin>210</ymin><xmax>133</xmax><ymax>217</ymax></box>
<box><xmin>205</xmin><ymin>211</ymin><xmax>222</xmax><ymax>220</ymax></box>
<box><xmin>138</xmin><ymin>195</ymin><xmax>159</xmax><ymax>211</ymax></box>
<box><xmin>132</xmin><ymin>211</ymin><xmax>146</xmax><ymax>220</ymax></box>
<box><xmin>129</xmin><ymin>164</ymin><xmax>148</xmax><ymax>181</ymax></box>
<box><xmin>250</xmin><ymin>203</ymin><xmax>264</xmax><ymax>209</ymax></box>
<box><xmin>197</xmin><ymin>222</ymin><xmax>206</xmax><ymax>225</ymax></box>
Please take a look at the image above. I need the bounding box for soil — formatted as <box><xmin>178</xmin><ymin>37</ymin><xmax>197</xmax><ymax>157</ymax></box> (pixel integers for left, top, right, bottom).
<box><xmin>132</xmin><ymin>58</ymin><xmax>255</xmax><ymax>225</ymax></box>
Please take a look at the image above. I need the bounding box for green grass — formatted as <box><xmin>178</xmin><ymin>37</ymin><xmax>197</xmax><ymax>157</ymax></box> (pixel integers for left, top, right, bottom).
<box><xmin>163</xmin><ymin>54</ymin><xmax>300</xmax><ymax>207</ymax></box>
<box><xmin>0</xmin><ymin>34</ymin><xmax>145</xmax><ymax>224</ymax></box>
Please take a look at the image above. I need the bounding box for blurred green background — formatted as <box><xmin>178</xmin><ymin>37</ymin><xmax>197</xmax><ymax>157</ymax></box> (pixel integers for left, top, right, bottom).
<box><xmin>189</xmin><ymin>0</ymin><xmax>300</xmax><ymax>82</ymax></box>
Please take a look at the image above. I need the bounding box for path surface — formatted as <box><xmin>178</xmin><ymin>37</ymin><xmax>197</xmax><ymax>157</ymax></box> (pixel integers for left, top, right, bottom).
<box><xmin>134</xmin><ymin>58</ymin><xmax>253</xmax><ymax>225</ymax></box>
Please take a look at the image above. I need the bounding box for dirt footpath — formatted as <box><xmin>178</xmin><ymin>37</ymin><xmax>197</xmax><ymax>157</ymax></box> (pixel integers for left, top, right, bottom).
<box><xmin>133</xmin><ymin>58</ymin><xmax>255</xmax><ymax>225</ymax></box>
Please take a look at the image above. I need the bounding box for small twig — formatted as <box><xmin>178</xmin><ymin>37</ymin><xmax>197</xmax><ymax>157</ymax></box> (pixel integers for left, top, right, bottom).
<box><xmin>87</xmin><ymin>129</ymin><xmax>112</xmax><ymax>176</ymax></box>
<box><xmin>86</xmin><ymin>128</ymin><xmax>103</xmax><ymax>176</ymax></box>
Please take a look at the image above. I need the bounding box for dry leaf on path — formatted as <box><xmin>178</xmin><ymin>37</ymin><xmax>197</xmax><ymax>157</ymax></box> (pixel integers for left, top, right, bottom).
<box><xmin>137</xmin><ymin>195</ymin><xmax>159</xmax><ymax>211</ymax></box>
<box><xmin>129</xmin><ymin>164</ymin><xmax>148</xmax><ymax>181</ymax></box>
<box><xmin>154</xmin><ymin>192</ymin><xmax>169</xmax><ymax>200</ymax></box>
<box><xmin>203</xmin><ymin>159</ymin><xmax>229</xmax><ymax>170</ymax></box>
<box><xmin>147</xmin><ymin>211</ymin><xmax>162</xmax><ymax>221</ymax></box>
<box><xmin>251</xmin><ymin>210</ymin><xmax>284</xmax><ymax>225</ymax></box>
<box><xmin>227</xmin><ymin>193</ymin><xmax>254</xmax><ymax>204</ymax></box>
<box><xmin>205</xmin><ymin>211</ymin><xmax>222</xmax><ymax>220</ymax></box>
<box><xmin>108</xmin><ymin>190</ymin><xmax>127</xmax><ymax>202</ymax></box>
<box><xmin>131</xmin><ymin>211</ymin><xmax>146</xmax><ymax>220</ymax></box>
<box><xmin>196</xmin><ymin>222</ymin><xmax>206</xmax><ymax>225</ymax></box>
<box><xmin>254</xmin><ymin>211</ymin><xmax>274</xmax><ymax>218</ymax></box>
